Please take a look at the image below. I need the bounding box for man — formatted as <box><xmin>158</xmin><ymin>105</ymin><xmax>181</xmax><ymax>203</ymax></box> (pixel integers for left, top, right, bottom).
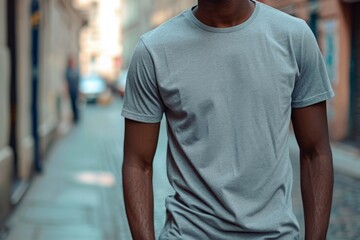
<box><xmin>122</xmin><ymin>0</ymin><xmax>334</xmax><ymax>239</ymax></box>
<box><xmin>65</xmin><ymin>56</ymin><xmax>80</xmax><ymax>123</ymax></box>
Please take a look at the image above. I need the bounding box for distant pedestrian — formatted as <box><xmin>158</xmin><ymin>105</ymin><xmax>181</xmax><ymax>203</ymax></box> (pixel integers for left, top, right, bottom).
<box><xmin>65</xmin><ymin>56</ymin><xmax>80</xmax><ymax>123</ymax></box>
<box><xmin>122</xmin><ymin>0</ymin><xmax>335</xmax><ymax>239</ymax></box>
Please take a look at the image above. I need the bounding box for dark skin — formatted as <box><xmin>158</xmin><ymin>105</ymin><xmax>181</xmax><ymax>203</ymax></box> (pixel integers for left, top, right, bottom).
<box><xmin>193</xmin><ymin>0</ymin><xmax>255</xmax><ymax>28</ymax></box>
<box><xmin>123</xmin><ymin>120</ymin><xmax>160</xmax><ymax>240</ymax></box>
<box><xmin>122</xmin><ymin>1</ymin><xmax>333</xmax><ymax>239</ymax></box>
<box><xmin>292</xmin><ymin>101</ymin><xmax>333</xmax><ymax>240</ymax></box>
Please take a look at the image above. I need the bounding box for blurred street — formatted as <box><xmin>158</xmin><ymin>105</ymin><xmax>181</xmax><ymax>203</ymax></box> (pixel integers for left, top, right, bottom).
<box><xmin>4</xmin><ymin>99</ymin><xmax>360</xmax><ymax>240</ymax></box>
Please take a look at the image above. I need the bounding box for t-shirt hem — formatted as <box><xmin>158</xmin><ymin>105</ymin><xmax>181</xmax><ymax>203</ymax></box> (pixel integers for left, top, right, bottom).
<box><xmin>121</xmin><ymin>108</ymin><xmax>163</xmax><ymax>123</ymax></box>
<box><xmin>291</xmin><ymin>90</ymin><xmax>335</xmax><ymax>108</ymax></box>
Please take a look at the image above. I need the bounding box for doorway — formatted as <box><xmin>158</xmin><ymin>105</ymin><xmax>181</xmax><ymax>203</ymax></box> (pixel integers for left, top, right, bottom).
<box><xmin>7</xmin><ymin>0</ymin><xmax>18</xmax><ymax>182</ymax></box>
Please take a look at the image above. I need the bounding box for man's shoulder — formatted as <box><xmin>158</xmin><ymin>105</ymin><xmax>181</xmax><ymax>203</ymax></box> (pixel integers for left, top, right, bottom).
<box><xmin>259</xmin><ymin>2</ymin><xmax>304</xmax><ymax>25</ymax></box>
<box><xmin>258</xmin><ymin>2</ymin><xmax>307</xmax><ymax>36</ymax></box>
<box><xmin>140</xmin><ymin>9</ymin><xmax>191</xmax><ymax>49</ymax></box>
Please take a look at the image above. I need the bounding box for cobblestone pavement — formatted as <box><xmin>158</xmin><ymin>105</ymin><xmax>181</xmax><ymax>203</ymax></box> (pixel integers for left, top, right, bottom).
<box><xmin>5</xmin><ymin>99</ymin><xmax>360</xmax><ymax>240</ymax></box>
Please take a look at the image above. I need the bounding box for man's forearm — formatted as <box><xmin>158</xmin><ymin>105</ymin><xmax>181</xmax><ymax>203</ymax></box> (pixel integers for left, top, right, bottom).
<box><xmin>300</xmin><ymin>151</ymin><xmax>333</xmax><ymax>240</ymax></box>
<box><xmin>123</xmin><ymin>162</ymin><xmax>155</xmax><ymax>240</ymax></box>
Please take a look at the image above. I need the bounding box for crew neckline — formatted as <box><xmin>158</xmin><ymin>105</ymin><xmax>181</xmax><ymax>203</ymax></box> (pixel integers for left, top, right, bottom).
<box><xmin>185</xmin><ymin>0</ymin><xmax>260</xmax><ymax>33</ymax></box>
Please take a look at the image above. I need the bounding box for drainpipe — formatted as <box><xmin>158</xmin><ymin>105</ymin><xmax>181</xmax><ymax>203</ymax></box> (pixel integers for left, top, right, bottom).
<box><xmin>31</xmin><ymin>0</ymin><xmax>41</xmax><ymax>172</ymax></box>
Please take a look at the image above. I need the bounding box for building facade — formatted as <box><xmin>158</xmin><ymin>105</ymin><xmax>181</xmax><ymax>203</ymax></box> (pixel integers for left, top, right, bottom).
<box><xmin>0</xmin><ymin>0</ymin><xmax>85</xmax><ymax>226</ymax></box>
<box><xmin>74</xmin><ymin>0</ymin><xmax>123</xmax><ymax>82</ymax></box>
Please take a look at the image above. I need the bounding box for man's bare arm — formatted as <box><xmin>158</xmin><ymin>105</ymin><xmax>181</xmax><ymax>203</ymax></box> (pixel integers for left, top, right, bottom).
<box><xmin>291</xmin><ymin>101</ymin><xmax>333</xmax><ymax>240</ymax></box>
<box><xmin>123</xmin><ymin>119</ymin><xmax>161</xmax><ymax>240</ymax></box>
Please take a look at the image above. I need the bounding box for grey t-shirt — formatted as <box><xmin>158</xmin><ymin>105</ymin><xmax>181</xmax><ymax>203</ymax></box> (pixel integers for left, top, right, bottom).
<box><xmin>122</xmin><ymin>1</ymin><xmax>335</xmax><ymax>239</ymax></box>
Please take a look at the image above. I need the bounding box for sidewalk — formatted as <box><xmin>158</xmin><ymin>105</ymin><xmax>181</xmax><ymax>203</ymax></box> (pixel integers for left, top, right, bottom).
<box><xmin>4</xmin><ymin>99</ymin><xmax>173</xmax><ymax>240</ymax></box>
<box><xmin>4</xmin><ymin>100</ymin><xmax>130</xmax><ymax>240</ymax></box>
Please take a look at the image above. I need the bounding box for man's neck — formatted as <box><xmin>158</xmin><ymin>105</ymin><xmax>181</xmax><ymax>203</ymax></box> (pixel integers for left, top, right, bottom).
<box><xmin>194</xmin><ymin>0</ymin><xmax>255</xmax><ymax>28</ymax></box>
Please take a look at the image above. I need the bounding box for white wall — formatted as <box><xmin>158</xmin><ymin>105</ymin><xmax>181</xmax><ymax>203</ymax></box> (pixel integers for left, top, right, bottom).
<box><xmin>39</xmin><ymin>0</ymin><xmax>63</xmax><ymax>151</ymax></box>
<box><xmin>39</xmin><ymin>0</ymin><xmax>84</xmax><ymax>146</ymax></box>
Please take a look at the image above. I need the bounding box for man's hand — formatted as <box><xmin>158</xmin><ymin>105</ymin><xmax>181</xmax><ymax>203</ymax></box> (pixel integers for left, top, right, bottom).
<box><xmin>123</xmin><ymin>119</ymin><xmax>161</xmax><ymax>240</ymax></box>
<box><xmin>291</xmin><ymin>101</ymin><xmax>333</xmax><ymax>240</ymax></box>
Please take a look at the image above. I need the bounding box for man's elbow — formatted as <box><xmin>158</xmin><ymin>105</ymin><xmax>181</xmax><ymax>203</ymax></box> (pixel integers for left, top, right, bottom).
<box><xmin>299</xmin><ymin>144</ymin><xmax>333</xmax><ymax>163</ymax></box>
<box><xmin>122</xmin><ymin>154</ymin><xmax>153</xmax><ymax>175</ymax></box>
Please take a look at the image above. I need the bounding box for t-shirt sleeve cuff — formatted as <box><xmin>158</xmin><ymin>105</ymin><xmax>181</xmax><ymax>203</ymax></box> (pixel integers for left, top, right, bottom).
<box><xmin>291</xmin><ymin>90</ymin><xmax>335</xmax><ymax>108</ymax></box>
<box><xmin>121</xmin><ymin>108</ymin><xmax>163</xmax><ymax>123</ymax></box>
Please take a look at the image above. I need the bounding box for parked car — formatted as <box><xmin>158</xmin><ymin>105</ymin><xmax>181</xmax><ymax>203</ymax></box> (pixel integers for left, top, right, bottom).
<box><xmin>79</xmin><ymin>74</ymin><xmax>107</xmax><ymax>103</ymax></box>
<box><xmin>116</xmin><ymin>69</ymin><xmax>128</xmax><ymax>97</ymax></box>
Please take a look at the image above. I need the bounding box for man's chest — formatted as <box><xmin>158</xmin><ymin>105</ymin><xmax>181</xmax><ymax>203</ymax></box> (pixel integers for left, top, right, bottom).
<box><xmin>155</xmin><ymin>40</ymin><xmax>298</xmax><ymax>117</ymax></box>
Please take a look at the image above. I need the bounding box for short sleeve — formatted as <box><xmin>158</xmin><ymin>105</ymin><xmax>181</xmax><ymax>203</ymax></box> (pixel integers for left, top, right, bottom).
<box><xmin>121</xmin><ymin>38</ymin><xmax>164</xmax><ymax>123</ymax></box>
<box><xmin>291</xmin><ymin>21</ymin><xmax>335</xmax><ymax>108</ymax></box>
